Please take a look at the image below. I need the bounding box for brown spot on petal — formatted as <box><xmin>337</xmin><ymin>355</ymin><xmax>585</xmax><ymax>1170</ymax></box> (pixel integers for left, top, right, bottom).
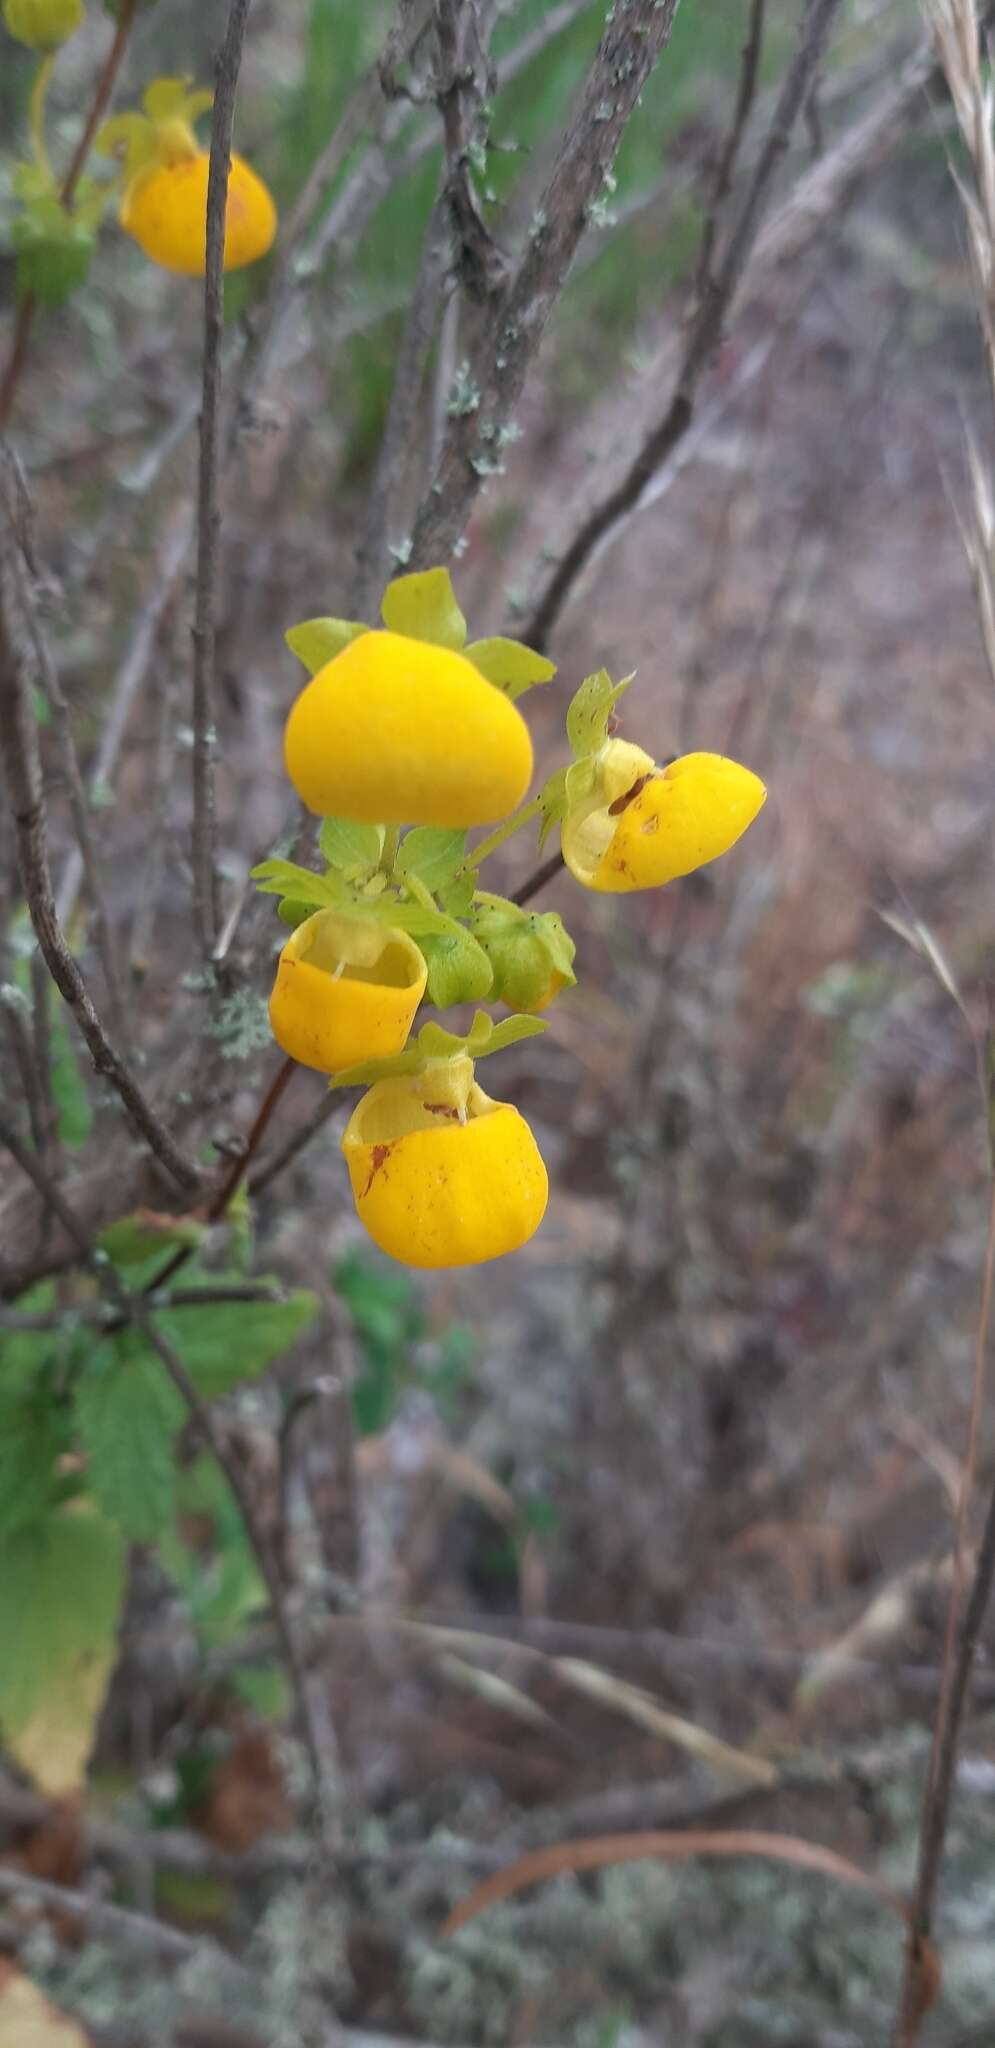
<box><xmin>640</xmin><ymin>814</ymin><xmax>660</xmax><ymax>834</ymax></box>
<box><xmin>608</xmin><ymin>772</ymin><xmax>655</xmax><ymax>816</ymax></box>
<box><xmin>363</xmin><ymin>1142</ymin><xmax>394</xmax><ymax>1196</ymax></box>
<box><xmin>423</xmin><ymin>1102</ymin><xmax>461</xmax><ymax>1120</ymax></box>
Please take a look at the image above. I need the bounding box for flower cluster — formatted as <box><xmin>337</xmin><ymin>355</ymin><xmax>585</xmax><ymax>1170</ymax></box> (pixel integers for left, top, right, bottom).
<box><xmin>3</xmin><ymin>6</ymin><xmax>278</xmax><ymax>311</ymax></box>
<box><xmin>256</xmin><ymin>569</ymin><xmax>767</xmax><ymax>1270</ymax></box>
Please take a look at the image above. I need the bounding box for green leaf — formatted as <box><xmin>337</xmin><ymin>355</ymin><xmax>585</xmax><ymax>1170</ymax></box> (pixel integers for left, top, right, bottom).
<box><xmin>331</xmin><ymin>1008</ymin><xmax>546</xmax><ymax>1089</ymax></box>
<box><xmin>565</xmin><ymin>668</ymin><xmax>631</xmax><ymax>757</ymax></box>
<box><xmin>465</xmin><ymin>638</ymin><xmax>556</xmax><ymax>700</ymax></box>
<box><xmin>0</xmin><ymin>1366</ymin><xmax>67</xmax><ymax>1541</ymax></box>
<box><xmin>156</xmin><ymin>1286</ymin><xmax>318</xmax><ymax>1398</ymax></box>
<box><xmin>285</xmin><ymin>617</ymin><xmax>369</xmax><ymax>675</ymax></box>
<box><xmin>319</xmin><ymin>816</ymin><xmax>382</xmax><ymax>870</ymax></box>
<box><xmin>98</xmin><ymin>1212</ymin><xmax>206</xmax><ymax>1268</ymax></box>
<box><xmin>395</xmin><ymin>827</ymin><xmax>467</xmax><ymax>893</ymax></box>
<box><xmin>49</xmin><ymin>1003</ymin><xmax>93</xmax><ymax>1147</ymax></box>
<box><xmin>376</xmin><ymin>898</ymin><xmax>457</xmax><ymax>938</ymax></box>
<box><xmin>469</xmin><ymin>1011</ymin><xmax>547</xmax><ymax>1056</ymax></box>
<box><xmin>419</xmin><ymin>927</ymin><xmax>493</xmax><ymax>1008</ymax></box>
<box><xmin>0</xmin><ymin>1503</ymin><xmax>126</xmax><ymax>1795</ymax></box>
<box><xmin>13</xmin><ymin>212</ymin><xmax>95</xmax><ymax>307</ymax></box>
<box><xmin>537</xmin><ymin>763</ymin><xmax>570</xmax><ymax>850</ymax></box>
<box><xmin>94</xmin><ymin>111</ymin><xmax>152</xmax><ymax>160</ymax></box>
<box><xmin>250</xmin><ymin>858</ymin><xmax>344</xmax><ymax>908</ymax></box>
<box><xmin>277</xmin><ymin>897</ymin><xmax>314</xmax><ymax>930</ymax></box>
<box><xmin>142</xmin><ymin>75</ymin><xmax>196</xmax><ymax>121</ymax></box>
<box><xmin>440</xmin><ymin>870</ymin><xmax>477</xmax><ymax>918</ymax></box>
<box><xmin>75</xmin><ymin>1335</ymin><xmax>184</xmax><ymax>1541</ymax></box>
<box><xmin>380</xmin><ymin>568</ymin><xmax>466</xmax><ymax>649</ymax></box>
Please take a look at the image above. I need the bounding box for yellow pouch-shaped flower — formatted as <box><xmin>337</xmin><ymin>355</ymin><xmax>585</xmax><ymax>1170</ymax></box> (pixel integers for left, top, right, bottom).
<box><xmin>284</xmin><ymin>630</ymin><xmax>534</xmax><ymax>828</ymax></box>
<box><xmin>342</xmin><ymin>1058</ymin><xmax>548</xmax><ymax>1268</ymax></box>
<box><xmin>269</xmin><ymin>911</ymin><xmax>426</xmax><ymax>1075</ymax></box>
<box><xmin>122</xmin><ymin>151</ymin><xmax>276</xmax><ymax>275</ymax></box>
<box><xmin>563</xmin><ymin>746</ymin><xmax>766</xmax><ymax>894</ymax></box>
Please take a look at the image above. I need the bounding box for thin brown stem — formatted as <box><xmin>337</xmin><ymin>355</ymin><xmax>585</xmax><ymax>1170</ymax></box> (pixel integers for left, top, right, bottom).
<box><xmin>192</xmin><ymin>0</ymin><xmax>253</xmax><ymax>956</ymax></box>
<box><xmin>141</xmin><ymin>1054</ymin><xmax>298</xmax><ymax>1299</ymax></box>
<box><xmin>694</xmin><ymin>0</ymin><xmax>767</xmax><ymax>300</ymax></box>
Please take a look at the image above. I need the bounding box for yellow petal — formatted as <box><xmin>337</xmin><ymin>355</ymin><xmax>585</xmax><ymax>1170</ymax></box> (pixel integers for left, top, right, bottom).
<box><xmin>269</xmin><ymin>914</ymin><xmax>426</xmax><ymax>1074</ymax></box>
<box><xmin>342</xmin><ymin>1073</ymin><xmax>548</xmax><ymax>1267</ymax></box>
<box><xmin>564</xmin><ymin>750</ymin><xmax>766</xmax><ymax>893</ymax></box>
<box><xmin>284</xmin><ymin>631</ymin><xmax>534</xmax><ymax>828</ymax></box>
<box><xmin>121</xmin><ymin>152</ymin><xmax>276</xmax><ymax>275</ymax></box>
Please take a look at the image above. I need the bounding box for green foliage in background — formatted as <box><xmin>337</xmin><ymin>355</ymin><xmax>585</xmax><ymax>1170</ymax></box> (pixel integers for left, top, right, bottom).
<box><xmin>334</xmin><ymin>1245</ymin><xmax>474</xmax><ymax>1435</ymax></box>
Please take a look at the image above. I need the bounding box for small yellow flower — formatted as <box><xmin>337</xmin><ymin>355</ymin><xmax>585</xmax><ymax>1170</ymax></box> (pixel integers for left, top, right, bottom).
<box><xmin>341</xmin><ymin>1056</ymin><xmax>548</xmax><ymax>1268</ymax></box>
<box><xmin>284</xmin><ymin>631</ymin><xmax>534</xmax><ymax>828</ymax></box>
<box><xmin>121</xmin><ymin>150</ymin><xmax>276</xmax><ymax>275</ymax></box>
<box><xmin>269</xmin><ymin>912</ymin><xmax>426</xmax><ymax>1075</ymax></box>
<box><xmin>562</xmin><ymin>745</ymin><xmax>766</xmax><ymax>893</ymax></box>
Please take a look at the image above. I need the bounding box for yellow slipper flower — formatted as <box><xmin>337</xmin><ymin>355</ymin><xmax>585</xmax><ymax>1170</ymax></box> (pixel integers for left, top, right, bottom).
<box><xmin>341</xmin><ymin>1057</ymin><xmax>548</xmax><ymax>1268</ymax></box>
<box><xmin>122</xmin><ymin>150</ymin><xmax>276</xmax><ymax>275</ymax></box>
<box><xmin>563</xmin><ymin>745</ymin><xmax>766</xmax><ymax>893</ymax></box>
<box><xmin>284</xmin><ymin>630</ymin><xmax>534</xmax><ymax>828</ymax></box>
<box><xmin>269</xmin><ymin>911</ymin><xmax>426</xmax><ymax>1075</ymax></box>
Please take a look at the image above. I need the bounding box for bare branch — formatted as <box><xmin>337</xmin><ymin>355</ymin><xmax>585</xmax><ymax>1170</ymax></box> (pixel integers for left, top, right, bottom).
<box><xmin>694</xmin><ymin>0</ymin><xmax>767</xmax><ymax>300</ymax></box>
<box><xmin>434</xmin><ymin>0</ymin><xmax>509</xmax><ymax>304</ymax></box>
<box><xmin>524</xmin><ymin>0</ymin><xmax>845</xmax><ymax>647</ymax></box>
<box><xmin>0</xmin><ymin>527</ymin><xmax>202</xmax><ymax>1194</ymax></box>
<box><xmin>191</xmin><ymin>0</ymin><xmax>254</xmax><ymax>957</ymax></box>
<box><xmin>406</xmin><ymin>0</ymin><xmax>685</xmax><ymax>571</ymax></box>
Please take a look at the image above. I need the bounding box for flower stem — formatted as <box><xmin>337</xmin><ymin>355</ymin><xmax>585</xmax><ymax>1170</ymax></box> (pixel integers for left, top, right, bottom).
<box><xmin>469</xmin><ymin>795</ymin><xmax>543</xmax><ymax>869</ymax></box>
<box><xmin>380</xmin><ymin>824</ymin><xmax>400</xmax><ymax>873</ymax></box>
<box><xmin>30</xmin><ymin>54</ymin><xmax>55</xmax><ymax>185</ymax></box>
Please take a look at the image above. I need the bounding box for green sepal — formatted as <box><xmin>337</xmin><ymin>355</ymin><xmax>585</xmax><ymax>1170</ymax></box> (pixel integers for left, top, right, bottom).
<box><xmin>319</xmin><ymin>816</ymin><xmax>382</xmax><ymax>870</ymax></box>
<box><xmin>395</xmin><ymin>826</ymin><xmax>466</xmax><ymax>893</ymax></box>
<box><xmin>285</xmin><ymin>617</ymin><xmax>369</xmax><ymax>675</ymax></box>
<box><xmin>418</xmin><ymin>926</ymin><xmax>493</xmax><ymax>1008</ymax></box>
<box><xmin>143</xmin><ymin>76</ymin><xmax>213</xmax><ymax>123</ymax></box>
<box><xmin>566</xmin><ymin>668</ymin><xmax>632</xmax><ymax>757</ymax></box>
<box><xmin>277</xmin><ymin>897</ymin><xmax>313</xmax><ymax>929</ymax></box>
<box><xmin>537</xmin><ymin>764</ymin><xmax>570</xmax><ymax>850</ymax></box>
<box><xmin>11</xmin><ymin>181</ymin><xmax>97</xmax><ymax>306</ymax></box>
<box><xmin>472</xmin><ymin>903</ymin><xmax>576</xmax><ymax>1010</ymax></box>
<box><xmin>331</xmin><ymin>1009</ymin><xmax>546</xmax><ymax>1089</ymax></box>
<box><xmin>439</xmin><ymin>869</ymin><xmax>477</xmax><ymax>918</ymax></box>
<box><xmin>465</xmin><ymin>637</ymin><xmax>555</xmax><ymax>700</ymax></box>
<box><xmin>380</xmin><ymin>568</ymin><xmax>466</xmax><ymax>649</ymax></box>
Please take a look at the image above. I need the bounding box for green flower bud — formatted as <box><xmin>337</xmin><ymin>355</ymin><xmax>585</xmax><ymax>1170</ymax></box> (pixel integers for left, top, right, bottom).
<box><xmin>472</xmin><ymin>905</ymin><xmax>576</xmax><ymax>1014</ymax></box>
<box><xmin>3</xmin><ymin>0</ymin><xmax>84</xmax><ymax>47</ymax></box>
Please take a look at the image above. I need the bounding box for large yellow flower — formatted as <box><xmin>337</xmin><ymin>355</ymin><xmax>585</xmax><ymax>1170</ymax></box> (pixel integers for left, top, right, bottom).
<box><xmin>341</xmin><ymin>1057</ymin><xmax>548</xmax><ymax>1267</ymax></box>
<box><xmin>284</xmin><ymin>631</ymin><xmax>534</xmax><ymax>828</ymax></box>
<box><xmin>269</xmin><ymin>911</ymin><xmax>425</xmax><ymax>1074</ymax></box>
<box><xmin>562</xmin><ymin>744</ymin><xmax>766</xmax><ymax>893</ymax></box>
<box><xmin>122</xmin><ymin>150</ymin><xmax>276</xmax><ymax>275</ymax></box>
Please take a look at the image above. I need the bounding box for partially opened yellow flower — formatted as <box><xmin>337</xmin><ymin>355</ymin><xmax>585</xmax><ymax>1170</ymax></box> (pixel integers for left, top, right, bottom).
<box><xmin>284</xmin><ymin>631</ymin><xmax>534</xmax><ymax>828</ymax></box>
<box><xmin>99</xmin><ymin>80</ymin><xmax>276</xmax><ymax>276</ymax></box>
<box><xmin>269</xmin><ymin>911</ymin><xmax>426</xmax><ymax>1074</ymax></box>
<box><xmin>562</xmin><ymin>743</ymin><xmax>766</xmax><ymax>893</ymax></box>
<box><xmin>341</xmin><ymin>1055</ymin><xmax>548</xmax><ymax>1268</ymax></box>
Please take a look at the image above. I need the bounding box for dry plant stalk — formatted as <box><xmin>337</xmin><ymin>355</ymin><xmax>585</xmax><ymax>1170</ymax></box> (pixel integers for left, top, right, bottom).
<box><xmin>892</xmin><ymin>2</ymin><xmax>995</xmax><ymax>2040</ymax></box>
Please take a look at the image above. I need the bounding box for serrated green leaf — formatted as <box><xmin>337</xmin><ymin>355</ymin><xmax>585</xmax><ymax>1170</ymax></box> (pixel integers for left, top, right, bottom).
<box><xmin>157</xmin><ymin>1287</ymin><xmax>318</xmax><ymax>1398</ymax></box>
<box><xmin>285</xmin><ymin>617</ymin><xmax>369</xmax><ymax>675</ymax></box>
<box><xmin>75</xmin><ymin>1335</ymin><xmax>184</xmax><ymax>1541</ymax></box>
<box><xmin>465</xmin><ymin>638</ymin><xmax>556</xmax><ymax>699</ymax></box>
<box><xmin>419</xmin><ymin>927</ymin><xmax>493</xmax><ymax>1008</ymax></box>
<box><xmin>381</xmin><ymin>569</ymin><xmax>466</xmax><ymax>649</ymax></box>
<box><xmin>396</xmin><ymin>826</ymin><xmax>467</xmax><ymax>893</ymax></box>
<box><xmin>565</xmin><ymin>668</ymin><xmax>631</xmax><ymax>757</ymax></box>
<box><xmin>251</xmin><ymin>858</ymin><xmax>344</xmax><ymax>908</ymax></box>
<box><xmin>319</xmin><ymin>816</ymin><xmax>382</xmax><ymax>870</ymax></box>
<box><xmin>0</xmin><ymin>1369</ymin><xmax>67</xmax><ymax>1540</ymax></box>
<box><xmin>0</xmin><ymin>1503</ymin><xmax>125</xmax><ymax>1795</ymax></box>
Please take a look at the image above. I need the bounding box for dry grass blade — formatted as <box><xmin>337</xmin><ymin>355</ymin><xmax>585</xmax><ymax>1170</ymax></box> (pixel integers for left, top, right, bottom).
<box><xmin>552</xmin><ymin>1659</ymin><xmax>777</xmax><ymax>1787</ymax></box>
<box><xmin>441</xmin><ymin>1829</ymin><xmax>927</xmax><ymax>1975</ymax></box>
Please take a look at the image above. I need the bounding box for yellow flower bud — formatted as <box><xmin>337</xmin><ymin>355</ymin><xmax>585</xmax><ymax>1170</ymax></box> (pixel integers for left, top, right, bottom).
<box><xmin>342</xmin><ymin>1057</ymin><xmax>548</xmax><ymax>1267</ymax></box>
<box><xmin>563</xmin><ymin>747</ymin><xmax>766</xmax><ymax>893</ymax></box>
<box><xmin>121</xmin><ymin>151</ymin><xmax>276</xmax><ymax>275</ymax></box>
<box><xmin>3</xmin><ymin>0</ymin><xmax>83</xmax><ymax>47</ymax></box>
<box><xmin>284</xmin><ymin>631</ymin><xmax>534</xmax><ymax>828</ymax></box>
<box><xmin>269</xmin><ymin>912</ymin><xmax>426</xmax><ymax>1075</ymax></box>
